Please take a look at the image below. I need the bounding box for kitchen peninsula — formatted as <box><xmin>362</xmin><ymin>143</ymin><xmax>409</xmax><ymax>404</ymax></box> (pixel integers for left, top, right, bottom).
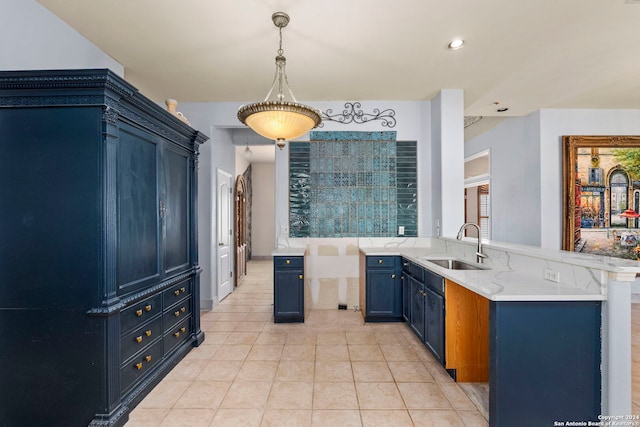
<box><xmin>276</xmin><ymin>236</ymin><xmax>639</xmax><ymax>426</ymax></box>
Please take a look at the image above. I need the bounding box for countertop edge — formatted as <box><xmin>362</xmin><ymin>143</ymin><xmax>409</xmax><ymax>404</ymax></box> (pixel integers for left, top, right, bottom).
<box><xmin>360</xmin><ymin>247</ymin><xmax>605</xmax><ymax>302</ymax></box>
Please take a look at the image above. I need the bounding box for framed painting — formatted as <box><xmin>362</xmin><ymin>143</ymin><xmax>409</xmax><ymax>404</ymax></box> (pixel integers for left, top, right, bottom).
<box><xmin>563</xmin><ymin>135</ymin><xmax>640</xmax><ymax>259</ymax></box>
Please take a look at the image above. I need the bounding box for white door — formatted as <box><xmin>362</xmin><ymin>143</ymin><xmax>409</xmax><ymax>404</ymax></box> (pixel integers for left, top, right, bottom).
<box><xmin>217</xmin><ymin>169</ymin><xmax>233</xmax><ymax>302</ymax></box>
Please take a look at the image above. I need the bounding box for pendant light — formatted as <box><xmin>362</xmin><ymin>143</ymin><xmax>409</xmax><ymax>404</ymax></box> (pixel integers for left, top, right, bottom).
<box><xmin>237</xmin><ymin>12</ymin><xmax>322</xmax><ymax>149</ymax></box>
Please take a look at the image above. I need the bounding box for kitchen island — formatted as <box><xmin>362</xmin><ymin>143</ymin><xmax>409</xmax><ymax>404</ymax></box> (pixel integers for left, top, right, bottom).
<box><xmin>358</xmin><ymin>238</ymin><xmax>637</xmax><ymax>426</ymax></box>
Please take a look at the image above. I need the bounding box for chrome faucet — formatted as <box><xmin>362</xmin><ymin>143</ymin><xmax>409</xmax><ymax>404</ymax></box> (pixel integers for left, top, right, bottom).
<box><xmin>456</xmin><ymin>222</ymin><xmax>488</xmax><ymax>264</ymax></box>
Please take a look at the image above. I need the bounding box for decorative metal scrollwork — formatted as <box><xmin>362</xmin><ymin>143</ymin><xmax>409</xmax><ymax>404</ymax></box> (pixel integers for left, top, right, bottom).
<box><xmin>320</xmin><ymin>102</ymin><xmax>396</xmax><ymax>128</ymax></box>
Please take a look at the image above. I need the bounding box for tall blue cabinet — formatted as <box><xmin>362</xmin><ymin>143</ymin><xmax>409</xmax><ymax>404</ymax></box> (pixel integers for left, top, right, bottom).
<box><xmin>0</xmin><ymin>69</ymin><xmax>207</xmax><ymax>426</ymax></box>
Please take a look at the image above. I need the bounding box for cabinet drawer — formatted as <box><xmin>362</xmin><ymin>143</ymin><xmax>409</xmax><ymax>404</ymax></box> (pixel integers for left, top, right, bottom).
<box><xmin>402</xmin><ymin>259</ymin><xmax>425</xmax><ymax>282</ymax></box>
<box><xmin>164</xmin><ymin>317</ymin><xmax>191</xmax><ymax>355</ymax></box>
<box><xmin>424</xmin><ymin>269</ymin><xmax>445</xmax><ymax>295</ymax></box>
<box><xmin>121</xmin><ymin>339</ymin><xmax>164</xmax><ymax>394</ymax></box>
<box><xmin>163</xmin><ymin>297</ymin><xmax>192</xmax><ymax>332</ymax></box>
<box><xmin>163</xmin><ymin>279</ymin><xmax>191</xmax><ymax>308</ymax></box>
<box><xmin>274</xmin><ymin>256</ymin><xmax>303</xmax><ymax>268</ymax></box>
<box><xmin>367</xmin><ymin>256</ymin><xmax>398</xmax><ymax>268</ymax></box>
<box><xmin>121</xmin><ymin>315</ymin><xmax>163</xmax><ymax>363</ymax></box>
<box><xmin>121</xmin><ymin>294</ymin><xmax>163</xmax><ymax>334</ymax></box>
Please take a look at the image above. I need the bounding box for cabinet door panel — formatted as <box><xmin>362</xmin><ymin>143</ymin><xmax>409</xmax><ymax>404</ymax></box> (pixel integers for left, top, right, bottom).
<box><xmin>402</xmin><ymin>272</ymin><xmax>410</xmax><ymax>321</ymax></box>
<box><xmin>118</xmin><ymin>124</ymin><xmax>160</xmax><ymax>293</ymax></box>
<box><xmin>425</xmin><ymin>287</ymin><xmax>444</xmax><ymax>363</ymax></box>
<box><xmin>274</xmin><ymin>270</ymin><xmax>303</xmax><ymax>316</ymax></box>
<box><xmin>409</xmin><ymin>278</ymin><xmax>425</xmax><ymax>341</ymax></box>
<box><xmin>163</xmin><ymin>147</ymin><xmax>190</xmax><ymax>274</ymax></box>
<box><xmin>367</xmin><ymin>269</ymin><xmax>396</xmax><ymax>316</ymax></box>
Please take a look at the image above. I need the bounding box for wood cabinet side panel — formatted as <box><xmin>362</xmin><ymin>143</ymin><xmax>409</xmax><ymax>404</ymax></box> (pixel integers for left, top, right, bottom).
<box><xmin>445</xmin><ymin>279</ymin><xmax>489</xmax><ymax>382</ymax></box>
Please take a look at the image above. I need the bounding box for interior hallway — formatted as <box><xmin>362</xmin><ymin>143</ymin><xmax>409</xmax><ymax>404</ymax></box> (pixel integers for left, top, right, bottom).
<box><xmin>125</xmin><ymin>259</ymin><xmax>489</xmax><ymax>426</ymax></box>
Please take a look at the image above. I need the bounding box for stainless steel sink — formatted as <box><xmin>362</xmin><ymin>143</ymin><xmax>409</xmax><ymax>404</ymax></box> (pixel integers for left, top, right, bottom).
<box><xmin>421</xmin><ymin>258</ymin><xmax>489</xmax><ymax>271</ymax></box>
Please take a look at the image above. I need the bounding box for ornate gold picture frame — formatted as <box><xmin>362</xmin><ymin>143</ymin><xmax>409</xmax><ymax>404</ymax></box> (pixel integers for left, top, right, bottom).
<box><xmin>563</xmin><ymin>135</ymin><xmax>640</xmax><ymax>258</ymax></box>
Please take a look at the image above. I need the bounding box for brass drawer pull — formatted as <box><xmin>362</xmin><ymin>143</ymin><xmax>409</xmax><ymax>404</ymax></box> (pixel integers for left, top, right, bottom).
<box><xmin>298</xmin><ymin>274</ymin><xmax>303</xmax><ymax>280</ymax></box>
<box><xmin>135</xmin><ymin>363</ymin><xmax>143</xmax><ymax>370</ymax></box>
<box><xmin>180</xmin><ymin>307</ymin><xmax>186</xmax><ymax>313</ymax></box>
<box><xmin>174</xmin><ymin>290</ymin><xmax>180</xmax><ymax>296</ymax></box>
<box><xmin>145</xmin><ymin>355</ymin><xmax>152</xmax><ymax>363</ymax></box>
<box><xmin>174</xmin><ymin>332</ymin><xmax>180</xmax><ymax>338</ymax></box>
<box><xmin>180</xmin><ymin>327</ymin><xmax>186</xmax><ymax>333</ymax></box>
<box><xmin>285</xmin><ymin>259</ymin><xmax>291</xmax><ymax>264</ymax></box>
<box><xmin>145</xmin><ymin>305</ymin><xmax>152</xmax><ymax>312</ymax></box>
<box><xmin>174</xmin><ymin>311</ymin><xmax>180</xmax><ymax>317</ymax></box>
<box><xmin>180</xmin><ymin>287</ymin><xmax>185</xmax><ymax>293</ymax></box>
<box><xmin>378</xmin><ymin>259</ymin><xmax>383</xmax><ymax>264</ymax></box>
<box><xmin>391</xmin><ymin>274</ymin><xmax>396</xmax><ymax>279</ymax></box>
<box><xmin>136</xmin><ymin>309</ymin><xmax>143</xmax><ymax>317</ymax></box>
<box><xmin>135</xmin><ymin>336</ymin><xmax>143</xmax><ymax>343</ymax></box>
<box><xmin>145</xmin><ymin>330</ymin><xmax>152</xmax><ymax>337</ymax></box>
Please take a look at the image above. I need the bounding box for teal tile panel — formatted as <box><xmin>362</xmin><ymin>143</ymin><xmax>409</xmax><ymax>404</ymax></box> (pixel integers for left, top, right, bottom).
<box><xmin>289</xmin><ymin>135</ymin><xmax>417</xmax><ymax>237</ymax></box>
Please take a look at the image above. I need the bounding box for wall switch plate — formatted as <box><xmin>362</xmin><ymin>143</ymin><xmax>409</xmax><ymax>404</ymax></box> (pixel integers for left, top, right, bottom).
<box><xmin>544</xmin><ymin>268</ymin><xmax>560</xmax><ymax>283</ymax></box>
<box><xmin>398</xmin><ymin>226</ymin><xmax>405</xmax><ymax>235</ymax></box>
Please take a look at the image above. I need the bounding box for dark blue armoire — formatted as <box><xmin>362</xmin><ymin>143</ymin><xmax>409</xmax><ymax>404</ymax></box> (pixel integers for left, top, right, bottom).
<box><xmin>0</xmin><ymin>69</ymin><xmax>207</xmax><ymax>426</ymax></box>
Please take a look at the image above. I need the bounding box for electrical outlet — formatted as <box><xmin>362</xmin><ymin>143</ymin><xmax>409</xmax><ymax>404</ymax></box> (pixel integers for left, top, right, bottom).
<box><xmin>544</xmin><ymin>268</ymin><xmax>560</xmax><ymax>283</ymax></box>
<box><xmin>398</xmin><ymin>226</ymin><xmax>405</xmax><ymax>235</ymax></box>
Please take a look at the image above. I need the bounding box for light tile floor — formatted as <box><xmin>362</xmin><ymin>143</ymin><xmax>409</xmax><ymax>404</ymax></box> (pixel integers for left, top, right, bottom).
<box><xmin>125</xmin><ymin>260</ymin><xmax>489</xmax><ymax>427</ymax></box>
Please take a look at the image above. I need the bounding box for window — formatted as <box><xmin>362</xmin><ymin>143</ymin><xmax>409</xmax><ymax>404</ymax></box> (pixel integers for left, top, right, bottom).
<box><xmin>478</xmin><ymin>184</ymin><xmax>490</xmax><ymax>239</ymax></box>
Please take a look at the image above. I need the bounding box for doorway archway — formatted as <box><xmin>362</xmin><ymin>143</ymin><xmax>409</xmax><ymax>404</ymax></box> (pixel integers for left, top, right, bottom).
<box><xmin>235</xmin><ymin>175</ymin><xmax>248</xmax><ymax>286</ymax></box>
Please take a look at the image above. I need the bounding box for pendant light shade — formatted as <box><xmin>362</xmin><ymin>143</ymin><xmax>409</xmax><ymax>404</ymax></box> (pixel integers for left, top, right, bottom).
<box><xmin>238</xmin><ymin>101</ymin><xmax>321</xmax><ymax>142</ymax></box>
<box><xmin>237</xmin><ymin>12</ymin><xmax>321</xmax><ymax>149</ymax></box>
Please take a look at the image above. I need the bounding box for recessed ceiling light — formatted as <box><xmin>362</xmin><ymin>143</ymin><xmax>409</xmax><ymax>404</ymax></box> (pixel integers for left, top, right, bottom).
<box><xmin>447</xmin><ymin>39</ymin><xmax>465</xmax><ymax>50</ymax></box>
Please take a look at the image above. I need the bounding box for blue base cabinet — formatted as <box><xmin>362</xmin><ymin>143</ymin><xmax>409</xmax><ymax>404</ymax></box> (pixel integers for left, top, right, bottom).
<box><xmin>402</xmin><ymin>258</ymin><xmax>446</xmax><ymax>364</ymax></box>
<box><xmin>274</xmin><ymin>256</ymin><xmax>305</xmax><ymax>323</ymax></box>
<box><xmin>489</xmin><ymin>301</ymin><xmax>601</xmax><ymax>426</ymax></box>
<box><xmin>364</xmin><ymin>256</ymin><xmax>403</xmax><ymax>322</ymax></box>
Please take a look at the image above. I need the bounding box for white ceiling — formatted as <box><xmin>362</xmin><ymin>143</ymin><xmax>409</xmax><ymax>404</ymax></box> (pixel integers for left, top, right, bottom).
<box><xmin>38</xmin><ymin>0</ymin><xmax>640</xmax><ymax>119</ymax></box>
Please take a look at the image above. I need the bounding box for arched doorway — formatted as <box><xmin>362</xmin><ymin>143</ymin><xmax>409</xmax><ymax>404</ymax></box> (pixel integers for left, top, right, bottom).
<box><xmin>609</xmin><ymin>168</ymin><xmax>630</xmax><ymax>227</ymax></box>
<box><xmin>235</xmin><ymin>175</ymin><xmax>248</xmax><ymax>286</ymax></box>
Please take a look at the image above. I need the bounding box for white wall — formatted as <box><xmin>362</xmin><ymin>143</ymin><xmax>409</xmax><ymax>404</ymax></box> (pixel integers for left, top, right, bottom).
<box><xmin>0</xmin><ymin>0</ymin><xmax>123</xmax><ymax>75</ymax></box>
<box><xmin>431</xmin><ymin>90</ymin><xmax>465</xmax><ymax>238</ymax></box>
<box><xmin>539</xmin><ymin>109</ymin><xmax>640</xmax><ymax>249</ymax></box>
<box><xmin>176</xmin><ymin>102</ymin><xmax>239</xmax><ymax>309</ymax></box>
<box><xmin>466</xmin><ymin>108</ymin><xmax>640</xmax><ymax>249</ymax></box>
<box><xmin>179</xmin><ymin>100</ymin><xmax>436</xmax><ymax>307</ymax></box>
<box><xmin>465</xmin><ymin>113</ymin><xmax>541</xmax><ymax>245</ymax></box>
<box><xmin>251</xmin><ymin>163</ymin><xmax>276</xmax><ymax>257</ymax></box>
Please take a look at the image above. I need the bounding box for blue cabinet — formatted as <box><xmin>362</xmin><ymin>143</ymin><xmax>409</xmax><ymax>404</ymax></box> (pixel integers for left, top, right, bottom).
<box><xmin>489</xmin><ymin>301</ymin><xmax>601</xmax><ymax>426</ymax></box>
<box><xmin>424</xmin><ymin>287</ymin><xmax>444</xmax><ymax>363</ymax></box>
<box><xmin>364</xmin><ymin>256</ymin><xmax>403</xmax><ymax>321</ymax></box>
<box><xmin>402</xmin><ymin>266</ymin><xmax>410</xmax><ymax>321</ymax></box>
<box><xmin>403</xmin><ymin>258</ymin><xmax>446</xmax><ymax>365</ymax></box>
<box><xmin>0</xmin><ymin>69</ymin><xmax>207</xmax><ymax>427</ymax></box>
<box><xmin>274</xmin><ymin>256</ymin><xmax>304</xmax><ymax>322</ymax></box>
<box><xmin>409</xmin><ymin>275</ymin><xmax>426</xmax><ymax>341</ymax></box>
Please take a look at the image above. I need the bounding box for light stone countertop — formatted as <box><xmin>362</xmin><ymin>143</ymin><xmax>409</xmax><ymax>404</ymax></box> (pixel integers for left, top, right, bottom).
<box><xmin>359</xmin><ymin>246</ymin><xmax>609</xmax><ymax>302</ymax></box>
<box><xmin>271</xmin><ymin>247</ymin><xmax>306</xmax><ymax>257</ymax></box>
